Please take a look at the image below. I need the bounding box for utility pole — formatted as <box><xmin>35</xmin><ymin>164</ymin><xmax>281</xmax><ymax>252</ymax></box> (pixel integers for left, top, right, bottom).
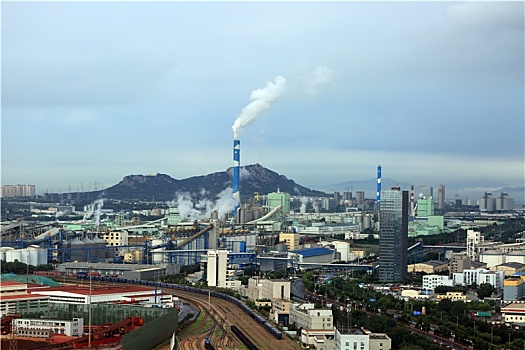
<box><xmin>9</xmin><ymin>317</ymin><xmax>18</xmax><ymax>350</ymax></box>
<box><xmin>88</xmin><ymin>269</ymin><xmax>92</xmax><ymax>349</ymax></box>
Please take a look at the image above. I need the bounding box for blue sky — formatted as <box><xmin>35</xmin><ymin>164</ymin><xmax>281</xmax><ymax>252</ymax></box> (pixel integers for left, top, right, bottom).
<box><xmin>2</xmin><ymin>1</ymin><xmax>524</xmax><ymax>195</ymax></box>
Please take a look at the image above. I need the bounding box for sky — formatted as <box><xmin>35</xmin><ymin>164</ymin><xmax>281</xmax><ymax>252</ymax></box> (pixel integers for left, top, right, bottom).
<box><xmin>2</xmin><ymin>1</ymin><xmax>524</xmax><ymax>196</ymax></box>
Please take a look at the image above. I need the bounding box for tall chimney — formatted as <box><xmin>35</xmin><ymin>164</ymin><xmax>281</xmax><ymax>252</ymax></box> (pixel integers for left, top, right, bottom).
<box><xmin>376</xmin><ymin>165</ymin><xmax>382</xmax><ymax>207</ymax></box>
<box><xmin>410</xmin><ymin>185</ymin><xmax>415</xmax><ymax>216</ymax></box>
<box><xmin>232</xmin><ymin>140</ymin><xmax>241</xmax><ymax>216</ymax></box>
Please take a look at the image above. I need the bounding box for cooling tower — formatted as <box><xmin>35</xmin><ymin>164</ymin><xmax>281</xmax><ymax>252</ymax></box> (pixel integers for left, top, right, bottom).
<box><xmin>232</xmin><ymin>139</ymin><xmax>241</xmax><ymax>216</ymax></box>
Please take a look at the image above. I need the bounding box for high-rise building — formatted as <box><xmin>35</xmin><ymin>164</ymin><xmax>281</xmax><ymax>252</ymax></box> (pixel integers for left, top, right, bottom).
<box><xmin>437</xmin><ymin>185</ymin><xmax>445</xmax><ymax>210</ymax></box>
<box><xmin>0</xmin><ymin>184</ymin><xmax>36</xmax><ymax>198</ymax></box>
<box><xmin>355</xmin><ymin>191</ymin><xmax>365</xmax><ymax>206</ymax></box>
<box><xmin>206</xmin><ymin>249</ymin><xmax>228</xmax><ymax>287</ymax></box>
<box><xmin>379</xmin><ymin>187</ymin><xmax>408</xmax><ymax>282</ymax></box>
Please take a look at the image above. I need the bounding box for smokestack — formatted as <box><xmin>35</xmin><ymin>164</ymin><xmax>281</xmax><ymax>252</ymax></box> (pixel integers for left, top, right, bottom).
<box><xmin>410</xmin><ymin>185</ymin><xmax>415</xmax><ymax>216</ymax></box>
<box><xmin>232</xmin><ymin>140</ymin><xmax>241</xmax><ymax>216</ymax></box>
<box><xmin>376</xmin><ymin>165</ymin><xmax>382</xmax><ymax>207</ymax></box>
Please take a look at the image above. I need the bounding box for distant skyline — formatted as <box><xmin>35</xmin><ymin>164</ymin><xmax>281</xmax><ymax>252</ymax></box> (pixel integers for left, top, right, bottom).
<box><xmin>2</xmin><ymin>2</ymin><xmax>524</xmax><ymax>195</ymax></box>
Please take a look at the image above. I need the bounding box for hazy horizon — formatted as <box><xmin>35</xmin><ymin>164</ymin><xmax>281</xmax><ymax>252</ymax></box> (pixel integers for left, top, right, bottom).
<box><xmin>2</xmin><ymin>2</ymin><xmax>523</xmax><ymax>195</ymax></box>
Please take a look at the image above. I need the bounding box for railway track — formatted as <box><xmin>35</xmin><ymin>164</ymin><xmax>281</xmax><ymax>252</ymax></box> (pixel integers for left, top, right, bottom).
<box><xmin>63</xmin><ymin>277</ymin><xmax>301</xmax><ymax>350</ymax></box>
<box><xmin>172</xmin><ymin>289</ymin><xmax>300</xmax><ymax>350</ymax></box>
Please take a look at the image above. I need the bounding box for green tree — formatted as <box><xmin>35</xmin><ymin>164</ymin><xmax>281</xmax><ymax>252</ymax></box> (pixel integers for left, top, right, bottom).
<box><xmin>477</xmin><ymin>283</ymin><xmax>495</xmax><ymax>299</ymax></box>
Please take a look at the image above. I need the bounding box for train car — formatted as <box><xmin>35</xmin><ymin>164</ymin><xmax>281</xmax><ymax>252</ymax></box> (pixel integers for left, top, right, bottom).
<box><xmin>231</xmin><ymin>325</ymin><xmax>258</xmax><ymax>350</ymax></box>
<box><xmin>76</xmin><ymin>275</ymin><xmax>283</xmax><ymax>340</ymax></box>
<box><xmin>204</xmin><ymin>337</ymin><xmax>214</xmax><ymax>350</ymax></box>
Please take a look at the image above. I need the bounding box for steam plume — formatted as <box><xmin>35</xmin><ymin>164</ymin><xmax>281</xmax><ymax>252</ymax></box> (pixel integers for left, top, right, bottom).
<box><xmin>167</xmin><ymin>188</ymin><xmax>239</xmax><ymax>221</ymax></box>
<box><xmin>232</xmin><ymin>76</ymin><xmax>287</xmax><ymax>139</ymax></box>
<box><xmin>83</xmin><ymin>199</ymin><xmax>106</xmax><ymax>227</ymax></box>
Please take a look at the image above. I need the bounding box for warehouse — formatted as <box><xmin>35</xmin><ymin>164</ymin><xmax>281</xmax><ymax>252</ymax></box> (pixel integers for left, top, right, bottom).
<box><xmin>289</xmin><ymin>248</ymin><xmax>334</xmax><ymax>265</ymax></box>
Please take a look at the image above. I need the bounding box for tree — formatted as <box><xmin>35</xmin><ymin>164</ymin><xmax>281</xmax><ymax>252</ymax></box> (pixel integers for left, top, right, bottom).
<box><xmin>477</xmin><ymin>283</ymin><xmax>495</xmax><ymax>299</ymax></box>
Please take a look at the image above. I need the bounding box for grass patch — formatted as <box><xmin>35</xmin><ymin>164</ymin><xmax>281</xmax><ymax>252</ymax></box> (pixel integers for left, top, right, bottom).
<box><xmin>179</xmin><ymin>312</ymin><xmax>212</xmax><ymax>338</ymax></box>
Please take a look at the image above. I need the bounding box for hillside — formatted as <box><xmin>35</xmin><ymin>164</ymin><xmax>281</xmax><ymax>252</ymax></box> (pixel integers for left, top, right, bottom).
<box><xmin>101</xmin><ymin>164</ymin><xmax>327</xmax><ymax>201</ymax></box>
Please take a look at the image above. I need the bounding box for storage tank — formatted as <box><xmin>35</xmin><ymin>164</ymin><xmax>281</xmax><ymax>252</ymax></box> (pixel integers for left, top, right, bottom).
<box><xmin>28</xmin><ymin>246</ymin><xmax>40</xmax><ymax>266</ymax></box>
<box><xmin>92</xmin><ymin>236</ymin><xmax>107</xmax><ymax>259</ymax></box>
<box><xmin>37</xmin><ymin>248</ymin><xmax>48</xmax><ymax>265</ymax></box>
<box><xmin>274</xmin><ymin>244</ymin><xmax>288</xmax><ymax>253</ymax></box>
<box><xmin>363</xmin><ymin>215</ymin><xmax>372</xmax><ymax>230</ymax></box>
<box><xmin>0</xmin><ymin>247</ymin><xmax>14</xmax><ymax>261</ymax></box>
<box><xmin>18</xmin><ymin>249</ymin><xmax>30</xmax><ymax>265</ymax></box>
<box><xmin>151</xmin><ymin>239</ymin><xmax>165</xmax><ymax>264</ymax></box>
<box><xmin>6</xmin><ymin>249</ymin><xmax>22</xmax><ymax>263</ymax></box>
<box><xmin>507</xmin><ymin>250</ymin><xmax>525</xmax><ymax>264</ymax></box>
<box><xmin>82</xmin><ymin>237</ymin><xmax>95</xmax><ymax>262</ymax></box>
<box><xmin>70</xmin><ymin>238</ymin><xmax>86</xmax><ymax>262</ymax></box>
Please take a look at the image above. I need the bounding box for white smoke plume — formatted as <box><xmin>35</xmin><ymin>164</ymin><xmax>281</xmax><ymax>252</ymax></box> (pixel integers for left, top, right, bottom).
<box><xmin>305</xmin><ymin>65</ymin><xmax>333</xmax><ymax>96</ymax></box>
<box><xmin>167</xmin><ymin>188</ymin><xmax>240</xmax><ymax>221</ymax></box>
<box><xmin>166</xmin><ymin>192</ymin><xmax>202</xmax><ymax>221</ymax></box>
<box><xmin>232</xmin><ymin>76</ymin><xmax>287</xmax><ymax>139</ymax></box>
<box><xmin>83</xmin><ymin>199</ymin><xmax>106</xmax><ymax>227</ymax></box>
<box><xmin>300</xmin><ymin>196</ymin><xmax>309</xmax><ymax>214</ymax></box>
<box><xmin>212</xmin><ymin>187</ymin><xmax>239</xmax><ymax>219</ymax></box>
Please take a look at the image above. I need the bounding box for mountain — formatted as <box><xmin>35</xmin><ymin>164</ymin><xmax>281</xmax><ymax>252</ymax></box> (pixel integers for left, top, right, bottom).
<box><xmin>100</xmin><ymin>164</ymin><xmax>328</xmax><ymax>201</ymax></box>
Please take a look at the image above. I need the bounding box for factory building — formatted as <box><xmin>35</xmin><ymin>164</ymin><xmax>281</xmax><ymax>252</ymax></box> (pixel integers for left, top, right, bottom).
<box><xmin>490</xmin><ymin>262</ymin><xmax>525</xmax><ymax>276</ymax></box>
<box><xmin>14</xmin><ymin>317</ymin><xmax>83</xmax><ymax>338</ymax></box>
<box><xmin>501</xmin><ymin>302</ymin><xmax>525</xmax><ymax>324</ymax></box>
<box><xmin>243</xmin><ymin>278</ymin><xmax>290</xmax><ymax>301</ymax></box>
<box><xmin>408</xmin><ymin>260</ymin><xmax>448</xmax><ymax>274</ymax></box>
<box><xmin>503</xmin><ymin>275</ymin><xmax>525</xmax><ymax>301</ymax></box>
<box><xmin>0</xmin><ymin>281</ymin><xmax>50</xmax><ymax>318</ymax></box>
<box><xmin>58</xmin><ymin>262</ymin><xmax>179</xmax><ymax>277</ymax></box>
<box><xmin>478</xmin><ymin>192</ymin><xmax>515</xmax><ymax>212</ymax></box>
<box><xmin>289</xmin><ymin>248</ymin><xmax>334</xmax><ymax>265</ymax></box>
<box><xmin>268</xmin><ymin>191</ymin><xmax>291</xmax><ymax>214</ymax></box>
<box><xmin>480</xmin><ymin>248</ymin><xmax>525</xmax><ymax>268</ymax></box>
<box><xmin>258</xmin><ymin>252</ymin><xmax>288</xmax><ymax>272</ymax></box>
<box><xmin>416</xmin><ymin>197</ymin><xmax>434</xmax><ymax>217</ymax></box>
<box><xmin>279</xmin><ymin>231</ymin><xmax>300</xmax><ymax>251</ymax></box>
<box><xmin>334</xmin><ymin>326</ymin><xmax>392</xmax><ymax>350</ymax></box>
<box><xmin>102</xmin><ymin>231</ymin><xmax>128</xmax><ymax>258</ymax></box>
<box><xmin>27</xmin><ymin>284</ymin><xmax>174</xmax><ymax>306</ymax></box>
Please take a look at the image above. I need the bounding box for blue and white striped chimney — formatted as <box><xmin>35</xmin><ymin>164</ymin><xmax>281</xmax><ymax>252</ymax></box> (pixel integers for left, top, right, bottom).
<box><xmin>232</xmin><ymin>139</ymin><xmax>241</xmax><ymax>216</ymax></box>
<box><xmin>376</xmin><ymin>165</ymin><xmax>382</xmax><ymax>207</ymax></box>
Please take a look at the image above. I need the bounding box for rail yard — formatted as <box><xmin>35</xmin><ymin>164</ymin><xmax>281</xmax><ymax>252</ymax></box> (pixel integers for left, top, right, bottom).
<box><xmin>71</xmin><ymin>276</ymin><xmax>301</xmax><ymax>350</ymax></box>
